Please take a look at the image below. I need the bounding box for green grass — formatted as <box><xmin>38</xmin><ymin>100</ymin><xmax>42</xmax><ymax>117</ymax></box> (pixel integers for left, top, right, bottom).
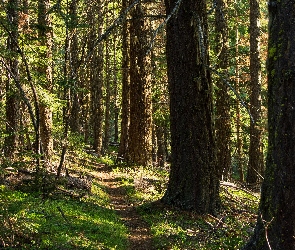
<box><xmin>113</xmin><ymin>166</ymin><xmax>259</xmax><ymax>250</ymax></box>
<box><xmin>0</xmin><ymin>184</ymin><xmax>128</xmax><ymax>249</ymax></box>
<box><xmin>0</xmin><ymin>154</ymin><xmax>260</xmax><ymax>250</ymax></box>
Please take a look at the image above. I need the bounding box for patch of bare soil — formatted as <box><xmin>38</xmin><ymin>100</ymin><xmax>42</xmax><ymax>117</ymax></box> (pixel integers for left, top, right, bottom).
<box><xmin>99</xmin><ymin>165</ymin><xmax>155</xmax><ymax>250</ymax></box>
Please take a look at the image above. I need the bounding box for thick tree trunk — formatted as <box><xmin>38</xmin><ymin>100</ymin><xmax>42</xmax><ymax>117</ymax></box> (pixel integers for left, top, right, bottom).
<box><xmin>162</xmin><ymin>0</ymin><xmax>219</xmax><ymax>213</ymax></box>
<box><xmin>127</xmin><ymin>2</ymin><xmax>153</xmax><ymax>166</ymax></box>
<box><xmin>247</xmin><ymin>0</ymin><xmax>264</xmax><ymax>185</ymax></box>
<box><xmin>243</xmin><ymin>1</ymin><xmax>295</xmax><ymax>249</ymax></box>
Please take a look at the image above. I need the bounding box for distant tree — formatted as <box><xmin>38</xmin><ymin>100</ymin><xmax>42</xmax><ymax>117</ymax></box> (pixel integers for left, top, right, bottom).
<box><xmin>38</xmin><ymin>0</ymin><xmax>53</xmax><ymax>163</ymax></box>
<box><xmin>87</xmin><ymin>0</ymin><xmax>104</xmax><ymax>156</ymax></box>
<box><xmin>162</xmin><ymin>0</ymin><xmax>219</xmax><ymax>213</ymax></box>
<box><xmin>247</xmin><ymin>0</ymin><xmax>264</xmax><ymax>185</ymax></box>
<box><xmin>127</xmin><ymin>2</ymin><xmax>153</xmax><ymax>166</ymax></box>
<box><xmin>103</xmin><ymin>33</ymin><xmax>111</xmax><ymax>154</ymax></box>
<box><xmin>4</xmin><ymin>0</ymin><xmax>20</xmax><ymax>159</ymax></box>
<box><xmin>68</xmin><ymin>0</ymin><xmax>81</xmax><ymax>134</ymax></box>
<box><xmin>242</xmin><ymin>1</ymin><xmax>295</xmax><ymax>248</ymax></box>
<box><xmin>214</xmin><ymin>0</ymin><xmax>231</xmax><ymax>181</ymax></box>
<box><xmin>234</xmin><ymin>11</ymin><xmax>244</xmax><ymax>182</ymax></box>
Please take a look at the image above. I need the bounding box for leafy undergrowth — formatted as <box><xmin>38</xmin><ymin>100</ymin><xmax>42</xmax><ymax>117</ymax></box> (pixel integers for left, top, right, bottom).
<box><xmin>0</xmin><ymin>153</ymin><xmax>128</xmax><ymax>249</ymax></box>
<box><xmin>0</xmin><ymin>149</ymin><xmax>259</xmax><ymax>250</ymax></box>
<box><xmin>114</xmin><ymin>166</ymin><xmax>260</xmax><ymax>250</ymax></box>
<box><xmin>0</xmin><ymin>185</ymin><xmax>128</xmax><ymax>249</ymax></box>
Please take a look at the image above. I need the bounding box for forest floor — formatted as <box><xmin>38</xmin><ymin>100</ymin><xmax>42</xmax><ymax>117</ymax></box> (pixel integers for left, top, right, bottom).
<box><xmin>97</xmin><ymin>164</ymin><xmax>155</xmax><ymax>249</ymax></box>
<box><xmin>0</xmin><ymin>149</ymin><xmax>260</xmax><ymax>249</ymax></box>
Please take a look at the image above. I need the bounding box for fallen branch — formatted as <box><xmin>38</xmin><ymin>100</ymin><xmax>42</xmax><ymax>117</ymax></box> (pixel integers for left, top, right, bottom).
<box><xmin>57</xmin><ymin>206</ymin><xmax>71</xmax><ymax>225</ymax></box>
<box><xmin>220</xmin><ymin>181</ymin><xmax>260</xmax><ymax>199</ymax></box>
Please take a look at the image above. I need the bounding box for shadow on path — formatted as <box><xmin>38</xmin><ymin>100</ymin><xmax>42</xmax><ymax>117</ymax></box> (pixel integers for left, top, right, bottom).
<box><xmin>100</xmin><ymin>168</ymin><xmax>155</xmax><ymax>250</ymax></box>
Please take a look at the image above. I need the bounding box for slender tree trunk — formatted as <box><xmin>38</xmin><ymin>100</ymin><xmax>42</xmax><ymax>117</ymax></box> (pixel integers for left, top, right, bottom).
<box><xmin>235</xmin><ymin>12</ymin><xmax>244</xmax><ymax>182</ymax></box>
<box><xmin>38</xmin><ymin>0</ymin><xmax>53</xmax><ymax>163</ymax></box>
<box><xmin>247</xmin><ymin>0</ymin><xmax>264</xmax><ymax>185</ymax></box>
<box><xmin>57</xmin><ymin>3</ymin><xmax>72</xmax><ymax>177</ymax></box>
<box><xmin>103</xmin><ymin>35</ymin><xmax>111</xmax><ymax>154</ymax></box>
<box><xmin>68</xmin><ymin>0</ymin><xmax>81</xmax><ymax>133</ymax></box>
<box><xmin>214</xmin><ymin>0</ymin><xmax>231</xmax><ymax>181</ymax></box>
<box><xmin>4</xmin><ymin>0</ymin><xmax>20</xmax><ymax>159</ymax></box>
<box><xmin>80</xmin><ymin>62</ymin><xmax>90</xmax><ymax>144</ymax></box>
<box><xmin>88</xmin><ymin>0</ymin><xmax>104</xmax><ymax>156</ymax></box>
<box><xmin>243</xmin><ymin>1</ymin><xmax>295</xmax><ymax>249</ymax></box>
<box><xmin>127</xmin><ymin>2</ymin><xmax>153</xmax><ymax>166</ymax></box>
<box><xmin>118</xmin><ymin>0</ymin><xmax>130</xmax><ymax>160</ymax></box>
<box><xmin>156</xmin><ymin>125</ymin><xmax>166</xmax><ymax>168</ymax></box>
<box><xmin>112</xmin><ymin>33</ymin><xmax>119</xmax><ymax>144</ymax></box>
<box><xmin>162</xmin><ymin>0</ymin><xmax>219</xmax><ymax>213</ymax></box>
<box><xmin>113</xmin><ymin>80</ymin><xmax>119</xmax><ymax>144</ymax></box>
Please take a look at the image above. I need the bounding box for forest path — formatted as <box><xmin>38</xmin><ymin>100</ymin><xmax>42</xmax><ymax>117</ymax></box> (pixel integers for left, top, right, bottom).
<box><xmin>97</xmin><ymin>165</ymin><xmax>155</xmax><ymax>250</ymax></box>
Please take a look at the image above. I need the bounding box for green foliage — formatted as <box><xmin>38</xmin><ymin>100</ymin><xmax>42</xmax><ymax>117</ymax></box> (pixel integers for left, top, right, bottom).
<box><xmin>0</xmin><ymin>183</ymin><xmax>128</xmax><ymax>249</ymax></box>
<box><xmin>1</xmin><ymin>147</ymin><xmax>260</xmax><ymax>250</ymax></box>
<box><xmin>113</xmin><ymin>165</ymin><xmax>168</xmax><ymax>205</ymax></box>
<box><xmin>37</xmin><ymin>85</ymin><xmax>64</xmax><ymax>109</ymax></box>
<box><xmin>141</xmin><ymin>186</ymin><xmax>257</xmax><ymax>249</ymax></box>
<box><xmin>113</xmin><ymin>166</ymin><xmax>259</xmax><ymax>250</ymax></box>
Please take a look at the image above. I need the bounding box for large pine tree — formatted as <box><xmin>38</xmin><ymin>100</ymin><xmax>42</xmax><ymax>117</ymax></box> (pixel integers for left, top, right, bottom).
<box><xmin>127</xmin><ymin>2</ymin><xmax>153</xmax><ymax>166</ymax></box>
<box><xmin>247</xmin><ymin>0</ymin><xmax>264</xmax><ymax>185</ymax></box>
<box><xmin>243</xmin><ymin>1</ymin><xmax>295</xmax><ymax>248</ymax></box>
<box><xmin>162</xmin><ymin>0</ymin><xmax>219</xmax><ymax>213</ymax></box>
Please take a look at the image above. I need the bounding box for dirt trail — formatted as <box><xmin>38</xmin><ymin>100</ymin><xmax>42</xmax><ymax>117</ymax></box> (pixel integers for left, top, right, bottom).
<box><xmin>99</xmin><ymin>166</ymin><xmax>155</xmax><ymax>250</ymax></box>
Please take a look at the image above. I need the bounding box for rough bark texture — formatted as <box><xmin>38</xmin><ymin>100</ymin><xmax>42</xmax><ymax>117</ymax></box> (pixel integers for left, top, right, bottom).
<box><xmin>243</xmin><ymin>1</ymin><xmax>295</xmax><ymax>249</ymax></box>
<box><xmin>235</xmin><ymin>22</ymin><xmax>244</xmax><ymax>182</ymax></box>
<box><xmin>88</xmin><ymin>0</ymin><xmax>104</xmax><ymax>156</ymax></box>
<box><xmin>4</xmin><ymin>0</ymin><xmax>19</xmax><ymax>158</ymax></box>
<box><xmin>127</xmin><ymin>2</ymin><xmax>153</xmax><ymax>166</ymax></box>
<box><xmin>68</xmin><ymin>0</ymin><xmax>81</xmax><ymax>134</ymax></box>
<box><xmin>162</xmin><ymin>0</ymin><xmax>219</xmax><ymax>213</ymax></box>
<box><xmin>214</xmin><ymin>0</ymin><xmax>231</xmax><ymax>181</ymax></box>
<box><xmin>118</xmin><ymin>0</ymin><xmax>130</xmax><ymax>160</ymax></box>
<box><xmin>247</xmin><ymin>0</ymin><xmax>264</xmax><ymax>184</ymax></box>
<box><xmin>38</xmin><ymin>0</ymin><xmax>53</xmax><ymax>161</ymax></box>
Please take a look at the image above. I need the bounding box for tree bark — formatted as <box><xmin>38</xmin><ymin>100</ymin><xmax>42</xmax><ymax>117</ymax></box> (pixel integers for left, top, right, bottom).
<box><xmin>103</xmin><ymin>34</ymin><xmax>111</xmax><ymax>154</ymax></box>
<box><xmin>247</xmin><ymin>0</ymin><xmax>264</xmax><ymax>185</ymax></box>
<box><xmin>4</xmin><ymin>0</ymin><xmax>20</xmax><ymax>159</ymax></box>
<box><xmin>88</xmin><ymin>0</ymin><xmax>104</xmax><ymax>156</ymax></box>
<box><xmin>243</xmin><ymin>1</ymin><xmax>295</xmax><ymax>249</ymax></box>
<box><xmin>68</xmin><ymin>0</ymin><xmax>81</xmax><ymax>134</ymax></box>
<box><xmin>234</xmin><ymin>14</ymin><xmax>244</xmax><ymax>182</ymax></box>
<box><xmin>162</xmin><ymin>0</ymin><xmax>219</xmax><ymax>213</ymax></box>
<box><xmin>118</xmin><ymin>0</ymin><xmax>130</xmax><ymax>160</ymax></box>
<box><xmin>214</xmin><ymin>0</ymin><xmax>231</xmax><ymax>181</ymax></box>
<box><xmin>127</xmin><ymin>2</ymin><xmax>153</xmax><ymax>166</ymax></box>
<box><xmin>38</xmin><ymin>0</ymin><xmax>53</xmax><ymax>163</ymax></box>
